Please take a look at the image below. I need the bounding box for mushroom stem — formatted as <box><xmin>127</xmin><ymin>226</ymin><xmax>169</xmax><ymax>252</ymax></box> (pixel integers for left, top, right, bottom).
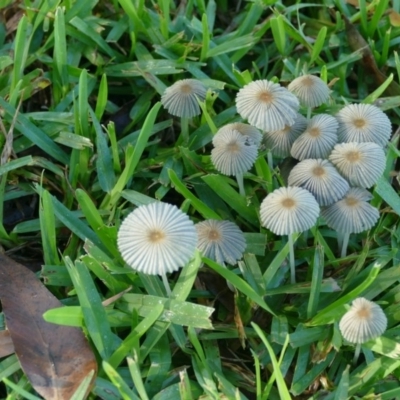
<box><xmin>180</xmin><ymin>117</ymin><xmax>189</xmax><ymax>145</ymax></box>
<box><xmin>353</xmin><ymin>342</ymin><xmax>361</xmax><ymax>365</ymax></box>
<box><xmin>341</xmin><ymin>232</ymin><xmax>350</xmax><ymax>258</ymax></box>
<box><xmin>306</xmin><ymin>107</ymin><xmax>312</xmax><ymax>121</ymax></box>
<box><xmin>161</xmin><ymin>273</ymin><xmax>172</xmax><ymax>296</ymax></box>
<box><xmin>267</xmin><ymin>150</ymin><xmax>274</xmax><ymax>171</ymax></box>
<box><xmin>289</xmin><ymin>233</ymin><xmax>296</xmax><ymax>284</ymax></box>
<box><xmin>236</xmin><ymin>173</ymin><xmax>245</xmax><ymax>196</ymax></box>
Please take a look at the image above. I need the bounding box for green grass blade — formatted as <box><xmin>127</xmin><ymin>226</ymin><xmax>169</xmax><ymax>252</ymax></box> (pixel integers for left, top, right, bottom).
<box><xmin>54</xmin><ymin>7</ymin><xmax>68</xmax><ymax>95</ymax></box>
<box><xmin>11</xmin><ymin>15</ymin><xmax>30</xmax><ymax>94</ymax></box>
<box><xmin>39</xmin><ymin>188</ymin><xmax>61</xmax><ymax>266</ymax></box>
<box><xmin>102</xmin><ymin>361</ymin><xmax>141</xmax><ymax>400</ymax></box>
<box><xmin>307</xmin><ymin>244</ymin><xmax>324</xmax><ymax>319</ymax></box>
<box><xmin>270</xmin><ymin>15</ymin><xmax>286</xmax><ymax>55</ymax></box>
<box><xmin>102</xmin><ymin>102</ymin><xmax>161</xmax><ymax>210</ymax></box>
<box><xmin>0</xmin><ymin>98</ymin><xmax>69</xmax><ymax>164</ymax></box>
<box><xmin>66</xmin><ymin>258</ymin><xmax>120</xmax><ymax>359</ymax></box>
<box><xmin>168</xmin><ymin>169</ymin><xmax>221</xmax><ymax>220</ymax></box>
<box><xmin>203</xmin><ymin>257</ymin><xmax>275</xmax><ymax>316</ymax></box>
<box><xmin>252</xmin><ymin>323</ymin><xmax>291</xmax><ymax>400</ymax></box>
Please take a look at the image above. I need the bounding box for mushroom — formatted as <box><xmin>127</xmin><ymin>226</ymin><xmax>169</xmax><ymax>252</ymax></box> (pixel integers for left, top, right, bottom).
<box><xmin>215</xmin><ymin>123</ymin><xmax>262</xmax><ymax>148</ymax></box>
<box><xmin>320</xmin><ymin>188</ymin><xmax>379</xmax><ymax>257</ymax></box>
<box><xmin>211</xmin><ymin>128</ymin><xmax>258</xmax><ymax>196</ymax></box>
<box><xmin>196</xmin><ymin>219</ymin><xmax>246</xmax><ymax>266</ymax></box>
<box><xmin>117</xmin><ymin>202</ymin><xmax>198</xmax><ymax>295</ymax></box>
<box><xmin>260</xmin><ymin>186</ymin><xmax>320</xmax><ymax>283</ymax></box>
<box><xmin>288</xmin><ymin>158</ymin><xmax>349</xmax><ymax>206</ymax></box>
<box><xmin>339</xmin><ymin>297</ymin><xmax>387</xmax><ymax>364</ymax></box>
<box><xmin>263</xmin><ymin>113</ymin><xmax>307</xmax><ymax>158</ymax></box>
<box><xmin>329</xmin><ymin>142</ymin><xmax>386</xmax><ymax>188</ymax></box>
<box><xmin>161</xmin><ymin>78</ymin><xmax>207</xmax><ymax>144</ymax></box>
<box><xmin>336</xmin><ymin>103</ymin><xmax>391</xmax><ymax>147</ymax></box>
<box><xmin>288</xmin><ymin>74</ymin><xmax>330</xmax><ymax>119</ymax></box>
<box><xmin>291</xmin><ymin>114</ymin><xmax>338</xmax><ymax>161</ymax></box>
<box><xmin>235</xmin><ymin>79</ymin><xmax>299</xmax><ymax>132</ymax></box>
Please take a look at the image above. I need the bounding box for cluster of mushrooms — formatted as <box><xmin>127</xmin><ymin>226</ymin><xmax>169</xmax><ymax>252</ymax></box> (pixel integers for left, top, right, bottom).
<box><xmin>117</xmin><ymin>74</ymin><xmax>392</xmax><ymax>359</ymax></box>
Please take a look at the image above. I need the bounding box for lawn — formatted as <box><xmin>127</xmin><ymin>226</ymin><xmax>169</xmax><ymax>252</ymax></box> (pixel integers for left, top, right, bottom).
<box><xmin>1</xmin><ymin>0</ymin><xmax>400</xmax><ymax>399</ymax></box>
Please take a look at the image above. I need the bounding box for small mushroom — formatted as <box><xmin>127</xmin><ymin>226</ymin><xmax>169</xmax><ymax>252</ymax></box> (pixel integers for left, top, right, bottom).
<box><xmin>117</xmin><ymin>202</ymin><xmax>198</xmax><ymax>295</ymax></box>
<box><xmin>235</xmin><ymin>79</ymin><xmax>299</xmax><ymax>131</ymax></box>
<box><xmin>288</xmin><ymin>158</ymin><xmax>349</xmax><ymax>206</ymax></box>
<box><xmin>211</xmin><ymin>128</ymin><xmax>258</xmax><ymax>196</ymax></box>
<box><xmin>291</xmin><ymin>114</ymin><xmax>338</xmax><ymax>160</ymax></box>
<box><xmin>288</xmin><ymin>74</ymin><xmax>330</xmax><ymax>118</ymax></box>
<box><xmin>321</xmin><ymin>188</ymin><xmax>379</xmax><ymax>257</ymax></box>
<box><xmin>196</xmin><ymin>219</ymin><xmax>246</xmax><ymax>265</ymax></box>
<box><xmin>161</xmin><ymin>78</ymin><xmax>207</xmax><ymax>144</ymax></box>
<box><xmin>329</xmin><ymin>142</ymin><xmax>385</xmax><ymax>188</ymax></box>
<box><xmin>263</xmin><ymin>113</ymin><xmax>307</xmax><ymax>158</ymax></box>
<box><xmin>215</xmin><ymin>123</ymin><xmax>262</xmax><ymax>148</ymax></box>
<box><xmin>336</xmin><ymin>103</ymin><xmax>391</xmax><ymax>147</ymax></box>
<box><xmin>260</xmin><ymin>186</ymin><xmax>320</xmax><ymax>283</ymax></box>
<box><xmin>339</xmin><ymin>297</ymin><xmax>387</xmax><ymax>364</ymax></box>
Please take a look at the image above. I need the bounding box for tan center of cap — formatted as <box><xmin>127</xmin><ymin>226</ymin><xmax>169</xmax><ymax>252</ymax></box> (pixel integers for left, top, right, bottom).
<box><xmin>207</xmin><ymin>229</ymin><xmax>221</xmax><ymax>242</ymax></box>
<box><xmin>353</xmin><ymin>118</ymin><xmax>367</xmax><ymax>128</ymax></box>
<box><xmin>148</xmin><ymin>230</ymin><xmax>166</xmax><ymax>243</ymax></box>
<box><xmin>282</xmin><ymin>198</ymin><xmax>296</xmax><ymax>208</ymax></box>
<box><xmin>312</xmin><ymin>166</ymin><xmax>326</xmax><ymax>177</ymax></box>
<box><xmin>345</xmin><ymin>150</ymin><xmax>361</xmax><ymax>163</ymax></box>
<box><xmin>258</xmin><ymin>90</ymin><xmax>273</xmax><ymax>104</ymax></box>
<box><xmin>180</xmin><ymin>83</ymin><xmax>193</xmax><ymax>94</ymax></box>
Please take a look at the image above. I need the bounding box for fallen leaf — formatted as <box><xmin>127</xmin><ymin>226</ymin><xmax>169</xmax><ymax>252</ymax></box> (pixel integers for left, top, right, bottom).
<box><xmin>0</xmin><ymin>330</ymin><xmax>14</xmax><ymax>357</ymax></box>
<box><xmin>389</xmin><ymin>10</ymin><xmax>400</xmax><ymax>27</ymax></box>
<box><xmin>0</xmin><ymin>254</ymin><xmax>97</xmax><ymax>399</ymax></box>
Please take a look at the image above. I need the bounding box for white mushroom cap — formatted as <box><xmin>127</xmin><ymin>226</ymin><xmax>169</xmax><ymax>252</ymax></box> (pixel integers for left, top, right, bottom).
<box><xmin>291</xmin><ymin>114</ymin><xmax>338</xmax><ymax>160</ymax></box>
<box><xmin>321</xmin><ymin>188</ymin><xmax>379</xmax><ymax>234</ymax></box>
<box><xmin>196</xmin><ymin>219</ymin><xmax>246</xmax><ymax>265</ymax></box>
<box><xmin>339</xmin><ymin>297</ymin><xmax>387</xmax><ymax>344</ymax></box>
<box><xmin>211</xmin><ymin>129</ymin><xmax>258</xmax><ymax>176</ymax></box>
<box><xmin>336</xmin><ymin>103</ymin><xmax>391</xmax><ymax>147</ymax></box>
<box><xmin>263</xmin><ymin>113</ymin><xmax>307</xmax><ymax>158</ymax></box>
<box><xmin>260</xmin><ymin>186</ymin><xmax>320</xmax><ymax>235</ymax></box>
<box><xmin>288</xmin><ymin>159</ymin><xmax>350</xmax><ymax>206</ymax></box>
<box><xmin>329</xmin><ymin>142</ymin><xmax>385</xmax><ymax>188</ymax></box>
<box><xmin>161</xmin><ymin>79</ymin><xmax>207</xmax><ymax>118</ymax></box>
<box><xmin>117</xmin><ymin>202</ymin><xmax>198</xmax><ymax>275</ymax></box>
<box><xmin>214</xmin><ymin>123</ymin><xmax>262</xmax><ymax>148</ymax></box>
<box><xmin>288</xmin><ymin>74</ymin><xmax>330</xmax><ymax>108</ymax></box>
<box><xmin>236</xmin><ymin>80</ymin><xmax>299</xmax><ymax>131</ymax></box>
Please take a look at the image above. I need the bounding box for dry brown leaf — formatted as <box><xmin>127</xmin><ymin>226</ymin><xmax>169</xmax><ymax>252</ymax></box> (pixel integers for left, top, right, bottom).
<box><xmin>0</xmin><ymin>330</ymin><xmax>15</xmax><ymax>357</ymax></box>
<box><xmin>0</xmin><ymin>254</ymin><xmax>97</xmax><ymax>400</ymax></box>
<box><xmin>389</xmin><ymin>10</ymin><xmax>400</xmax><ymax>27</ymax></box>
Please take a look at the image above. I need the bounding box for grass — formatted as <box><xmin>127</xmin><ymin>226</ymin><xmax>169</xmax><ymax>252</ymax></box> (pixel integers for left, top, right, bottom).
<box><xmin>1</xmin><ymin>0</ymin><xmax>400</xmax><ymax>398</ymax></box>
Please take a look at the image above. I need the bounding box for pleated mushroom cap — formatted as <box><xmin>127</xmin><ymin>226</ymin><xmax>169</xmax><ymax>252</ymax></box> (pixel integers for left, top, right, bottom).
<box><xmin>263</xmin><ymin>113</ymin><xmax>307</xmax><ymax>157</ymax></box>
<box><xmin>196</xmin><ymin>219</ymin><xmax>246</xmax><ymax>265</ymax></box>
<box><xmin>321</xmin><ymin>188</ymin><xmax>379</xmax><ymax>234</ymax></box>
<box><xmin>328</xmin><ymin>142</ymin><xmax>385</xmax><ymax>188</ymax></box>
<box><xmin>235</xmin><ymin>80</ymin><xmax>299</xmax><ymax>131</ymax></box>
<box><xmin>161</xmin><ymin>79</ymin><xmax>207</xmax><ymax>118</ymax></box>
<box><xmin>288</xmin><ymin>74</ymin><xmax>330</xmax><ymax>108</ymax></box>
<box><xmin>117</xmin><ymin>202</ymin><xmax>198</xmax><ymax>275</ymax></box>
<box><xmin>211</xmin><ymin>129</ymin><xmax>258</xmax><ymax>176</ymax></box>
<box><xmin>260</xmin><ymin>186</ymin><xmax>320</xmax><ymax>235</ymax></box>
<box><xmin>339</xmin><ymin>297</ymin><xmax>387</xmax><ymax>344</ymax></box>
<box><xmin>291</xmin><ymin>114</ymin><xmax>338</xmax><ymax>160</ymax></box>
<box><xmin>214</xmin><ymin>123</ymin><xmax>262</xmax><ymax>147</ymax></box>
<box><xmin>288</xmin><ymin>159</ymin><xmax>350</xmax><ymax>206</ymax></box>
<box><xmin>336</xmin><ymin>104</ymin><xmax>391</xmax><ymax>147</ymax></box>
